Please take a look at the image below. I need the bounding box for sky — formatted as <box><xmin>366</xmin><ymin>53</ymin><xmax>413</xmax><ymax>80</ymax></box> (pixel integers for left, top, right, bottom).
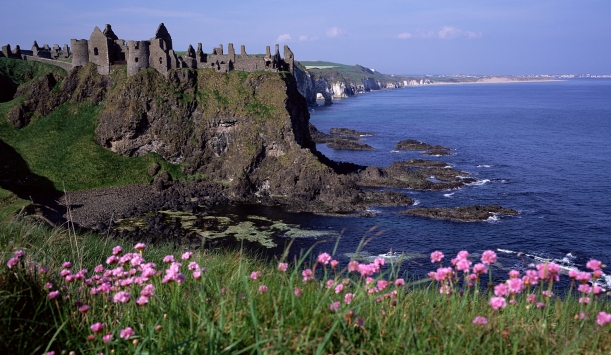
<box><xmin>1</xmin><ymin>0</ymin><xmax>610</xmax><ymax>75</ymax></box>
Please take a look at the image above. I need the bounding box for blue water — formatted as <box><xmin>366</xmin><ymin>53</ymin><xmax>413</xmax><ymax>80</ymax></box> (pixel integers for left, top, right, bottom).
<box><xmin>304</xmin><ymin>80</ymin><xmax>611</xmax><ymax>280</ymax></box>
<box><xmin>235</xmin><ymin>80</ymin><xmax>611</xmax><ymax>285</ymax></box>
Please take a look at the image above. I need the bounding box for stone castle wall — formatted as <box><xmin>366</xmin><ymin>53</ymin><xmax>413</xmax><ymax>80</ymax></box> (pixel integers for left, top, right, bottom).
<box><xmin>2</xmin><ymin>23</ymin><xmax>295</xmax><ymax>78</ymax></box>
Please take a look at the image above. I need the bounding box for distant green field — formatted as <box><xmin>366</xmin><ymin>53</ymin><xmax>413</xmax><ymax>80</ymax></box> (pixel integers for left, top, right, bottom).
<box><xmin>299</xmin><ymin>61</ymin><xmax>354</xmax><ymax>70</ymax></box>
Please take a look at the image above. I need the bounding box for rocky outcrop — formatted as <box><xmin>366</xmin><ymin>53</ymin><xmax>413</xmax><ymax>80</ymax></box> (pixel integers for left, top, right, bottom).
<box><xmin>396</xmin><ymin>139</ymin><xmax>453</xmax><ymax>156</ymax></box>
<box><xmin>398</xmin><ymin>205</ymin><xmax>519</xmax><ymax>222</ymax></box>
<box><xmin>357</xmin><ymin>159</ymin><xmax>476</xmax><ymax>190</ymax></box>
<box><xmin>293</xmin><ymin>65</ymin><xmax>317</xmax><ymax>107</ymax></box>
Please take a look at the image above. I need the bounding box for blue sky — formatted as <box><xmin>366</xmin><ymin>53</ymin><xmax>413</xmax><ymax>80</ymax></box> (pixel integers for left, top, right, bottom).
<box><xmin>1</xmin><ymin>0</ymin><xmax>610</xmax><ymax>75</ymax></box>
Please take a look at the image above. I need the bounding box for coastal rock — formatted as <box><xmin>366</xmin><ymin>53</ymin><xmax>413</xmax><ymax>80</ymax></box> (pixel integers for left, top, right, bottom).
<box><xmin>398</xmin><ymin>205</ymin><xmax>519</xmax><ymax>222</ymax></box>
<box><xmin>327</xmin><ymin>139</ymin><xmax>374</xmax><ymax>151</ymax></box>
<box><xmin>357</xmin><ymin>159</ymin><xmax>474</xmax><ymax>190</ymax></box>
<box><xmin>329</xmin><ymin>128</ymin><xmax>375</xmax><ymax>136</ymax></box>
<box><xmin>396</xmin><ymin>139</ymin><xmax>452</xmax><ymax>152</ymax></box>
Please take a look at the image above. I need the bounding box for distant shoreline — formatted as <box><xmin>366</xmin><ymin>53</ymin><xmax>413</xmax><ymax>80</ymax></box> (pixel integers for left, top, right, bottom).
<box><xmin>427</xmin><ymin>78</ymin><xmax>561</xmax><ymax>86</ymax></box>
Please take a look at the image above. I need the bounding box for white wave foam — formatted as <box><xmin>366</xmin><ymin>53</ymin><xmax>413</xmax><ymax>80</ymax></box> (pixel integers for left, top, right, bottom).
<box><xmin>444</xmin><ymin>165</ymin><xmax>453</xmax><ymax>169</ymax></box>
<box><xmin>467</xmin><ymin>179</ymin><xmax>491</xmax><ymax>186</ymax></box>
<box><xmin>413</xmin><ymin>200</ymin><xmax>421</xmax><ymax>206</ymax></box>
<box><xmin>477</xmin><ymin>164</ymin><xmax>492</xmax><ymax>168</ymax></box>
<box><xmin>486</xmin><ymin>214</ymin><xmax>500</xmax><ymax>222</ymax></box>
<box><xmin>443</xmin><ymin>192</ymin><xmax>455</xmax><ymax>198</ymax></box>
<box><xmin>366</xmin><ymin>208</ymin><xmax>382</xmax><ymax>214</ymax></box>
<box><xmin>390</xmin><ymin>150</ymin><xmax>401</xmax><ymax>154</ymax></box>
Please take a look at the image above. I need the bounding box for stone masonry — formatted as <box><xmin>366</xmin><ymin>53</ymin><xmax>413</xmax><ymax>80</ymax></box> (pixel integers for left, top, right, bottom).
<box><xmin>1</xmin><ymin>23</ymin><xmax>295</xmax><ymax>78</ymax></box>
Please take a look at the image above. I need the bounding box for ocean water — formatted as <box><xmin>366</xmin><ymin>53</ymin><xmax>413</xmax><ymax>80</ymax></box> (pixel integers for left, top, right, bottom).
<box><xmin>231</xmin><ymin>80</ymin><xmax>611</xmax><ymax>286</ymax></box>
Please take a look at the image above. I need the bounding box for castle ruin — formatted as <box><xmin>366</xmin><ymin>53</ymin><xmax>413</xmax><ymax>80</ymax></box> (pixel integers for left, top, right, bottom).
<box><xmin>1</xmin><ymin>23</ymin><xmax>295</xmax><ymax>77</ymax></box>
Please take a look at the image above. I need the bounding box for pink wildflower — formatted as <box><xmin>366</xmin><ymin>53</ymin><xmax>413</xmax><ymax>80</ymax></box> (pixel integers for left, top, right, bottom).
<box><xmin>473</xmin><ymin>316</ymin><xmax>488</xmax><ymax>325</ymax></box>
<box><xmin>335</xmin><ymin>284</ymin><xmax>344</xmax><ymax>294</ymax></box>
<box><xmin>103</xmin><ymin>333</ymin><xmax>112</xmax><ymax>344</ymax></box>
<box><xmin>188</xmin><ymin>261</ymin><xmax>199</xmax><ymax>271</ymax></box>
<box><xmin>374</xmin><ymin>258</ymin><xmax>385</xmax><ymax>267</ymax></box>
<box><xmin>44</xmin><ymin>282</ymin><xmax>53</xmax><ymax>290</ymax></box>
<box><xmin>181</xmin><ymin>252</ymin><xmax>193</xmax><ymax>260</ymax></box>
<box><xmin>113</xmin><ymin>291</ymin><xmax>131</xmax><ymax>303</ymax></box>
<box><xmin>456</xmin><ymin>258</ymin><xmax>471</xmax><ymax>273</ymax></box>
<box><xmin>134</xmin><ymin>242</ymin><xmax>146</xmax><ymax>251</ymax></box>
<box><xmin>258</xmin><ymin>285</ymin><xmax>268</xmax><ymax>293</ymax></box>
<box><xmin>329</xmin><ymin>301</ymin><xmax>341</xmax><ymax>312</ymax></box>
<box><xmin>523</xmin><ymin>269</ymin><xmax>539</xmax><ymax>286</ymax></box>
<box><xmin>277</xmin><ymin>262</ymin><xmax>288</xmax><ymax>272</ymax></box>
<box><xmin>430</xmin><ymin>251</ymin><xmax>444</xmax><ymax>263</ymax></box>
<box><xmin>489</xmin><ymin>296</ymin><xmax>507</xmax><ymax>310</ymax></box>
<box><xmin>579</xmin><ymin>297</ymin><xmax>590</xmax><ymax>304</ymax></box>
<box><xmin>106</xmin><ymin>255</ymin><xmax>119</xmax><ymax>265</ymax></box>
<box><xmin>120</xmin><ymin>327</ymin><xmax>135</xmax><ymax>340</ymax></box>
<box><xmin>596</xmin><ymin>312</ymin><xmax>611</xmax><ymax>326</ymax></box>
<box><xmin>473</xmin><ymin>263</ymin><xmax>487</xmax><ymax>275</ymax></box>
<box><xmin>506</xmin><ymin>278</ymin><xmax>524</xmax><ymax>294</ymax></box>
<box><xmin>317</xmin><ymin>252</ymin><xmax>332</xmax><ymax>265</ymax></box>
<box><xmin>330</xmin><ymin>260</ymin><xmax>339</xmax><ymax>268</ymax></box>
<box><xmin>593</xmin><ymin>285</ymin><xmax>603</xmax><ymax>295</ymax></box>
<box><xmin>365</xmin><ymin>277</ymin><xmax>375</xmax><ymax>285</ymax></box>
<box><xmin>302</xmin><ymin>269</ymin><xmax>314</xmax><ymax>283</ymax></box>
<box><xmin>377</xmin><ymin>280</ymin><xmax>389</xmax><ymax>291</ymax></box>
<box><xmin>48</xmin><ymin>291</ymin><xmax>60</xmax><ymax>300</ymax></box>
<box><xmin>294</xmin><ymin>287</ymin><xmax>302</xmax><ymax>297</ymax></box>
<box><xmin>162</xmin><ymin>255</ymin><xmax>175</xmax><ymax>263</ymax></box>
<box><xmin>593</xmin><ymin>269</ymin><xmax>603</xmax><ymax>278</ymax></box>
<box><xmin>250</xmin><ymin>271</ymin><xmax>261</xmax><ymax>280</ymax></box>
<box><xmin>112</xmin><ymin>246</ymin><xmax>123</xmax><ymax>255</ymax></box>
<box><xmin>541</xmin><ymin>290</ymin><xmax>554</xmax><ymax>298</ymax></box>
<box><xmin>536</xmin><ymin>302</ymin><xmax>546</xmax><ymax>309</ymax></box>
<box><xmin>568</xmin><ymin>269</ymin><xmax>578</xmax><ymax>279</ymax></box>
<box><xmin>347</xmin><ymin>260</ymin><xmax>359</xmax><ymax>272</ymax></box>
<box><xmin>136</xmin><ymin>296</ymin><xmax>149</xmax><ymax>306</ymax></box>
<box><xmin>344</xmin><ymin>293</ymin><xmax>354</xmax><ymax>304</ymax></box>
<box><xmin>494</xmin><ymin>284</ymin><xmax>509</xmax><ymax>297</ymax></box>
<box><xmin>576</xmin><ymin>272</ymin><xmax>591</xmax><ymax>283</ymax></box>
<box><xmin>394</xmin><ymin>278</ymin><xmax>405</xmax><ymax>286</ymax></box>
<box><xmin>508</xmin><ymin>270</ymin><xmax>520</xmax><ymax>278</ymax></box>
<box><xmin>481</xmin><ymin>250</ymin><xmax>497</xmax><ymax>265</ymax></box>
<box><xmin>537</xmin><ymin>263</ymin><xmax>560</xmax><ymax>282</ymax></box>
<box><xmin>526</xmin><ymin>293</ymin><xmax>537</xmax><ymax>304</ymax></box>
<box><xmin>578</xmin><ymin>284</ymin><xmax>592</xmax><ymax>294</ymax></box>
<box><xmin>14</xmin><ymin>250</ymin><xmax>25</xmax><ymax>258</ymax></box>
<box><xmin>587</xmin><ymin>259</ymin><xmax>603</xmax><ymax>271</ymax></box>
<box><xmin>78</xmin><ymin>305</ymin><xmax>91</xmax><ymax>313</ymax></box>
<box><xmin>90</xmin><ymin>322</ymin><xmax>105</xmax><ymax>333</ymax></box>
<box><xmin>326</xmin><ymin>279</ymin><xmax>336</xmax><ymax>289</ymax></box>
<box><xmin>62</xmin><ymin>261</ymin><xmax>72</xmax><ymax>269</ymax></box>
<box><xmin>193</xmin><ymin>270</ymin><xmax>202</xmax><ymax>279</ymax></box>
<box><xmin>6</xmin><ymin>257</ymin><xmax>18</xmax><ymax>269</ymax></box>
<box><xmin>456</xmin><ymin>250</ymin><xmax>469</xmax><ymax>260</ymax></box>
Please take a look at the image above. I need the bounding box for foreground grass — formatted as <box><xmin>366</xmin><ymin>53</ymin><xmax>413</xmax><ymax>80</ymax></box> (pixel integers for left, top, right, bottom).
<box><xmin>1</xmin><ymin>218</ymin><xmax>611</xmax><ymax>354</ymax></box>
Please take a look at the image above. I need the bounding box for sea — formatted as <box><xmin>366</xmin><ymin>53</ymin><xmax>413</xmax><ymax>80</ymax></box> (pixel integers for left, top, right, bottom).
<box><xmin>226</xmin><ymin>79</ymin><xmax>611</xmax><ymax>288</ymax></box>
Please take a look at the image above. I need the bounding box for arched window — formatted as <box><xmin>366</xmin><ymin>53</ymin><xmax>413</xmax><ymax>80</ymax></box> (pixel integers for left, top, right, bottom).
<box><xmin>159</xmin><ymin>57</ymin><xmax>163</xmax><ymax>64</ymax></box>
<box><xmin>94</xmin><ymin>48</ymin><xmax>99</xmax><ymax>55</ymax></box>
<box><xmin>135</xmin><ymin>57</ymin><xmax>139</xmax><ymax>62</ymax></box>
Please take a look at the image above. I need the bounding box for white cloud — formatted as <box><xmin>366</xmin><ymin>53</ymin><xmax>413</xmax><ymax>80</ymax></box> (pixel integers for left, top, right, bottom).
<box><xmin>397</xmin><ymin>32</ymin><xmax>412</xmax><ymax>39</ymax></box>
<box><xmin>276</xmin><ymin>34</ymin><xmax>292</xmax><ymax>43</ymax></box>
<box><xmin>326</xmin><ymin>27</ymin><xmax>345</xmax><ymax>38</ymax></box>
<box><xmin>299</xmin><ymin>35</ymin><xmax>318</xmax><ymax>41</ymax></box>
<box><xmin>398</xmin><ymin>27</ymin><xmax>482</xmax><ymax>40</ymax></box>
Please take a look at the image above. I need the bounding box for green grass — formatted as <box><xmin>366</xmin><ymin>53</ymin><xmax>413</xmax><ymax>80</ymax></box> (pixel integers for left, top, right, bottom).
<box><xmin>0</xmin><ymin>101</ymin><xmax>183</xmax><ymax>192</ymax></box>
<box><xmin>1</xmin><ymin>217</ymin><xmax>610</xmax><ymax>354</ymax></box>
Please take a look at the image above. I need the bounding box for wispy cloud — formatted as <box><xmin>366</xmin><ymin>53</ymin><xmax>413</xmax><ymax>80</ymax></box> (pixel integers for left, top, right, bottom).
<box><xmin>326</xmin><ymin>27</ymin><xmax>345</xmax><ymax>38</ymax></box>
<box><xmin>276</xmin><ymin>34</ymin><xmax>292</xmax><ymax>42</ymax></box>
<box><xmin>397</xmin><ymin>26</ymin><xmax>482</xmax><ymax>40</ymax></box>
<box><xmin>117</xmin><ymin>8</ymin><xmax>200</xmax><ymax>18</ymax></box>
<box><xmin>299</xmin><ymin>35</ymin><xmax>318</xmax><ymax>42</ymax></box>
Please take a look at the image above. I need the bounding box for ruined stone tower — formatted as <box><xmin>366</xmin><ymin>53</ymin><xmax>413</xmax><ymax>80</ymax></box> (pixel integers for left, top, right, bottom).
<box><xmin>127</xmin><ymin>41</ymin><xmax>150</xmax><ymax>76</ymax></box>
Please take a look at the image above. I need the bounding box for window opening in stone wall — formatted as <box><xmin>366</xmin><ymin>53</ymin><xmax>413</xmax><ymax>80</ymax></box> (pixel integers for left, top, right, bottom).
<box><xmin>94</xmin><ymin>48</ymin><xmax>98</xmax><ymax>55</ymax></box>
<box><xmin>159</xmin><ymin>57</ymin><xmax>162</xmax><ymax>64</ymax></box>
<box><xmin>135</xmin><ymin>57</ymin><xmax>138</xmax><ymax>62</ymax></box>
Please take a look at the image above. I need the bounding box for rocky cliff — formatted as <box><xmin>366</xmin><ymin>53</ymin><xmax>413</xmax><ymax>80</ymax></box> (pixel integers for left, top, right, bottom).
<box><xmin>294</xmin><ymin>63</ymin><xmax>404</xmax><ymax>106</ymax></box>
<box><xmin>4</xmin><ymin>60</ymin><xmax>413</xmax><ymax>214</ymax></box>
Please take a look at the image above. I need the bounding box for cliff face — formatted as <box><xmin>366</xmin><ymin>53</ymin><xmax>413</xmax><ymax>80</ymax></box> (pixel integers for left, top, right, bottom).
<box><xmin>6</xmin><ymin>61</ymin><xmax>412</xmax><ymax>213</ymax></box>
<box><xmin>294</xmin><ymin>63</ymin><xmax>404</xmax><ymax>106</ymax></box>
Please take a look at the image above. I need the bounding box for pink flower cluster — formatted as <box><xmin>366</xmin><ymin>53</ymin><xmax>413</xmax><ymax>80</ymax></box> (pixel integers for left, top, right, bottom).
<box><xmin>6</xmin><ymin>249</ymin><xmax>25</xmax><ymax>269</ymax></box>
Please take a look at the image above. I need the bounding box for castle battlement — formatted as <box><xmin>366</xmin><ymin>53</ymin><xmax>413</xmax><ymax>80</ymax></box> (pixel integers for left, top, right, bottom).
<box><xmin>1</xmin><ymin>23</ymin><xmax>295</xmax><ymax>78</ymax></box>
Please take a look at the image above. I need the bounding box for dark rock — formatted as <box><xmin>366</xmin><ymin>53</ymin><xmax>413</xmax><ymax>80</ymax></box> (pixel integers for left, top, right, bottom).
<box><xmin>398</xmin><ymin>205</ymin><xmax>519</xmax><ymax>222</ymax></box>
<box><xmin>327</xmin><ymin>139</ymin><xmax>374</xmax><ymax>151</ymax></box>
<box><xmin>329</xmin><ymin>128</ymin><xmax>375</xmax><ymax>136</ymax></box>
<box><xmin>148</xmin><ymin>163</ymin><xmax>161</xmax><ymax>176</ymax></box>
<box><xmin>396</xmin><ymin>139</ymin><xmax>451</xmax><ymax>152</ymax></box>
